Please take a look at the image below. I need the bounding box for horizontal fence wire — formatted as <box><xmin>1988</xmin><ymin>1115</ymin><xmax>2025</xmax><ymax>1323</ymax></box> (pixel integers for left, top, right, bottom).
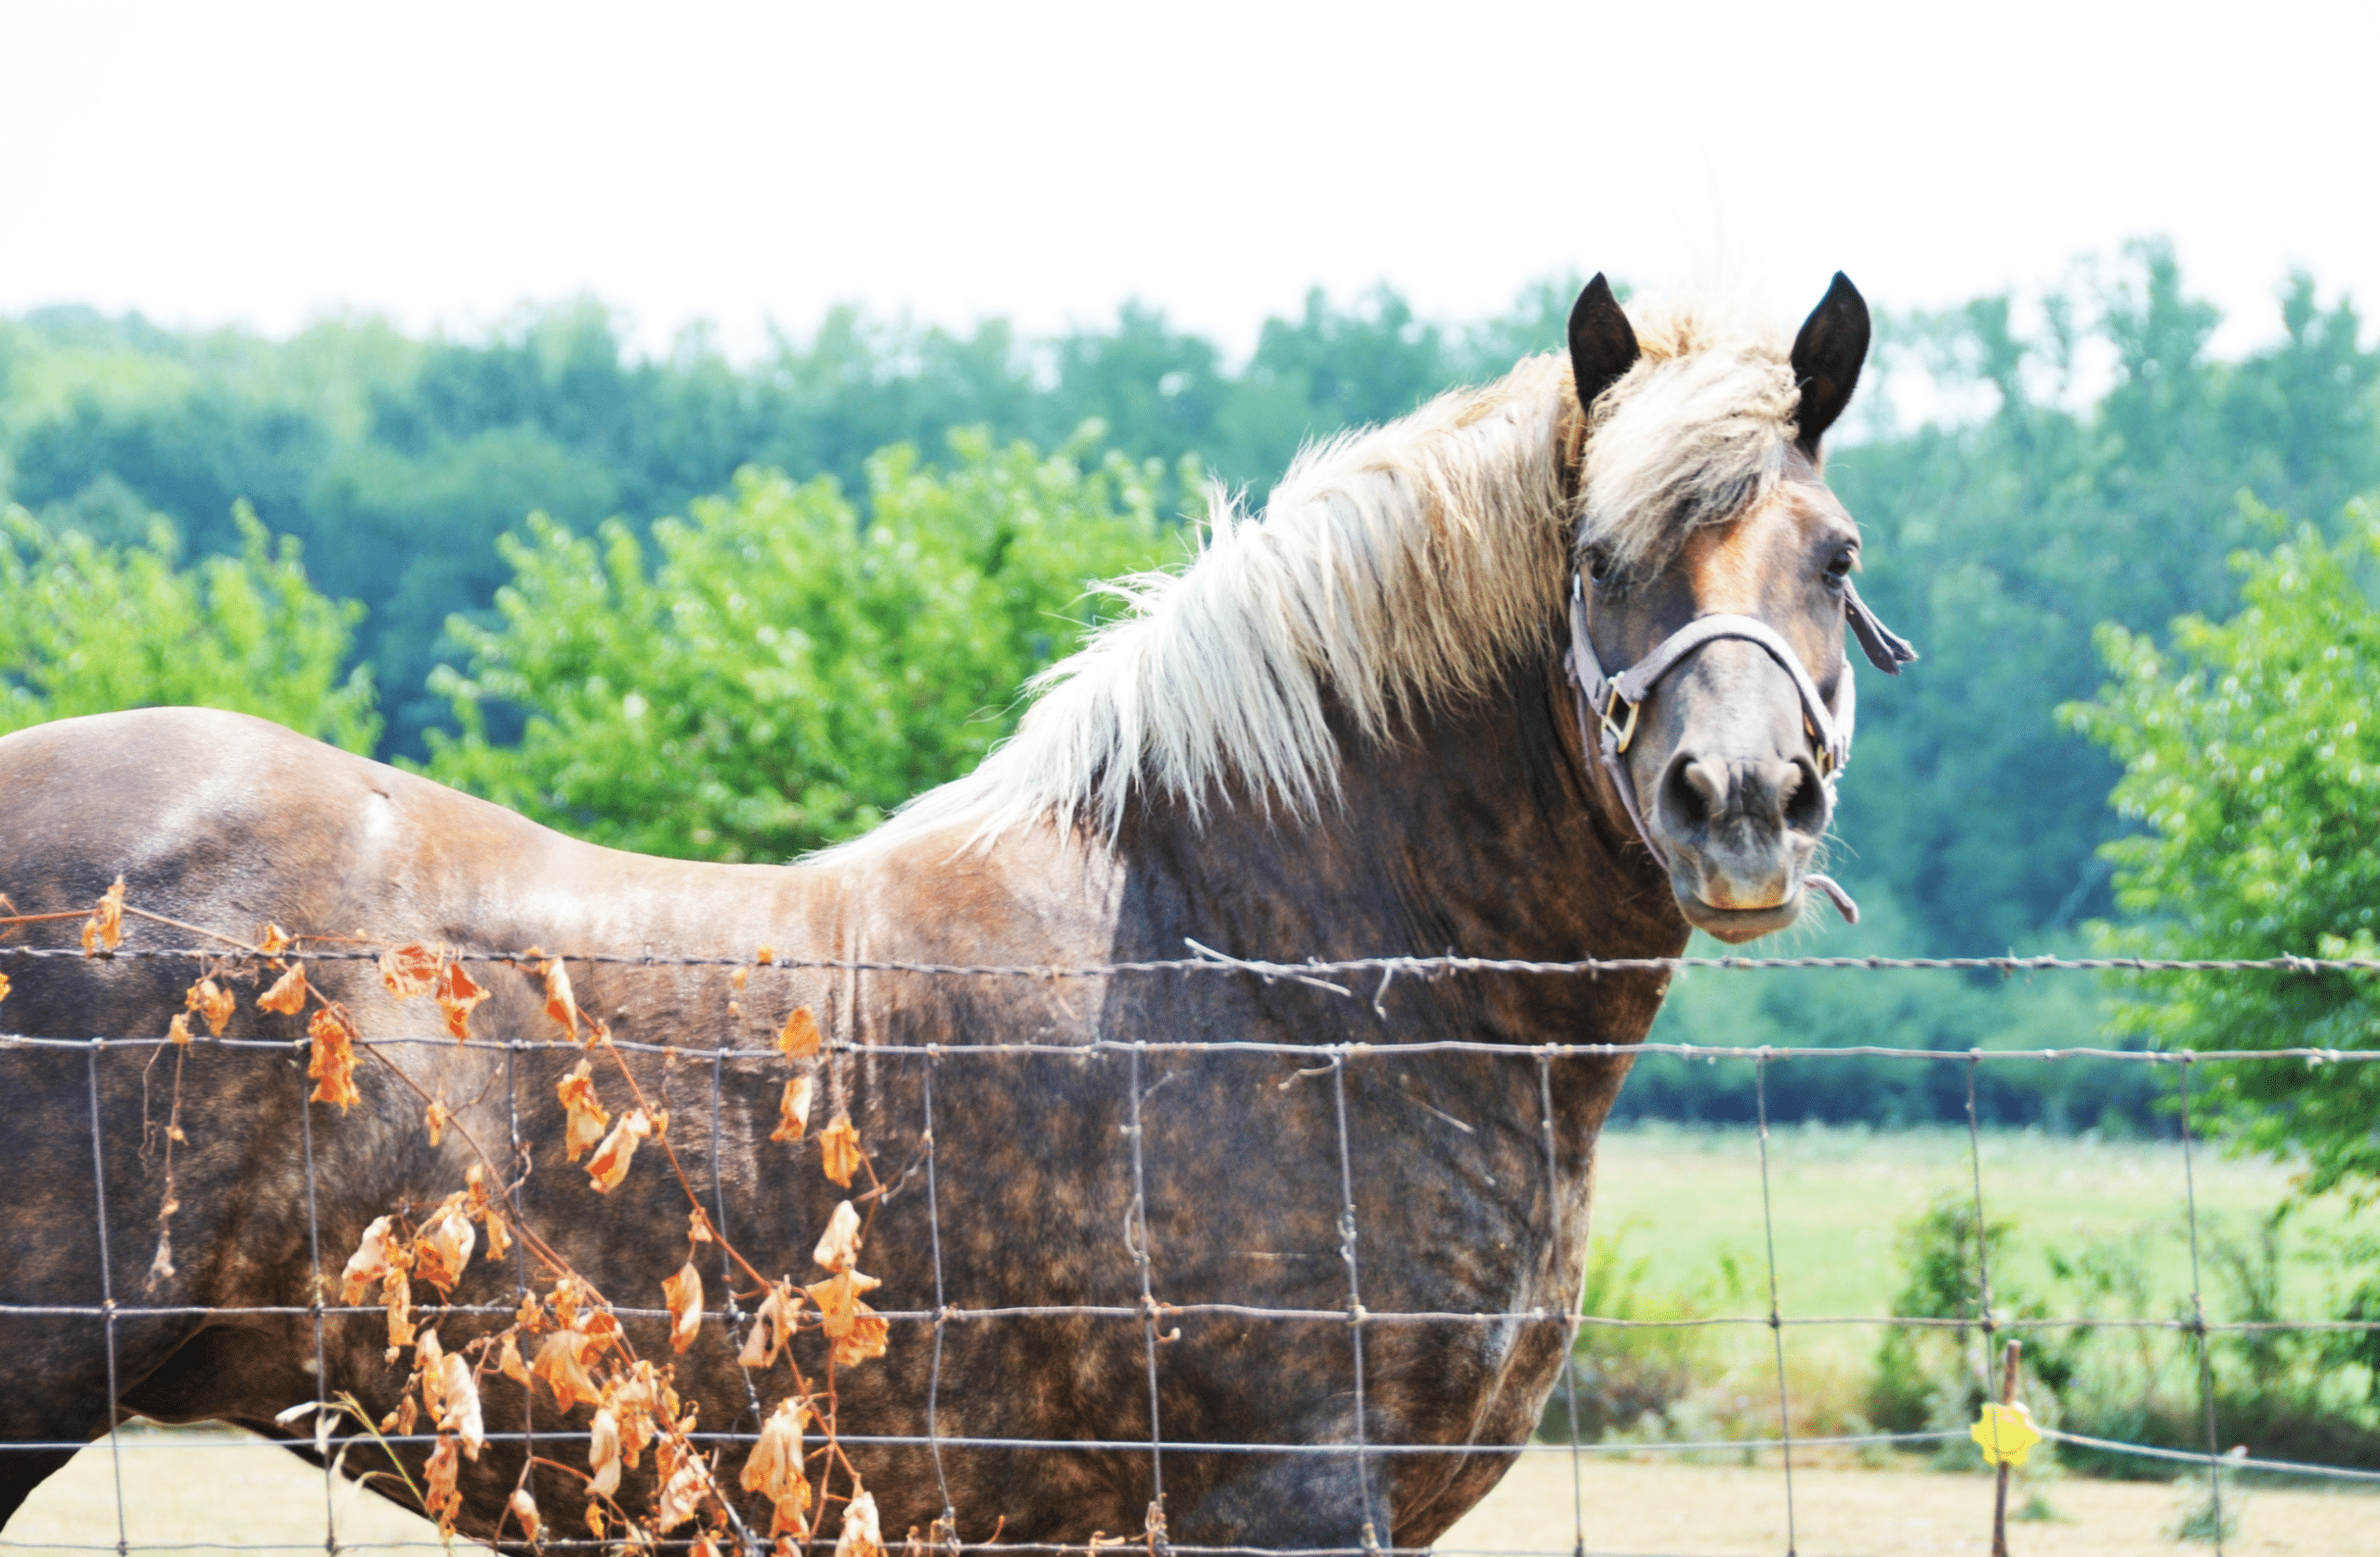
<box><xmin>6</xmin><ymin>943</ymin><xmax>2380</xmax><ymax>976</ymax></box>
<box><xmin>5</xmin><ymin>941</ymin><xmax>2377</xmax><ymax>1557</ymax></box>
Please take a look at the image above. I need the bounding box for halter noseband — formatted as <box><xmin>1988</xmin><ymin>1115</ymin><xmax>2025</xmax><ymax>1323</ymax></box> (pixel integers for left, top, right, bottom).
<box><xmin>1563</xmin><ymin>571</ymin><xmax>1917</xmax><ymax>925</ymax></box>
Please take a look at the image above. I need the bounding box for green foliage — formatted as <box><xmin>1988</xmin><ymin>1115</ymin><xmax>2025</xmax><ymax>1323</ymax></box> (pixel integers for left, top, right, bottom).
<box><xmin>2063</xmin><ymin>503</ymin><xmax>2380</xmax><ymax>1202</ymax></box>
<box><xmin>0</xmin><ymin>500</ymin><xmax>378</xmax><ymax>751</ymax></box>
<box><xmin>418</xmin><ymin>434</ymin><xmax>1177</xmax><ymax>861</ymax></box>
<box><xmin>1537</xmin><ymin>1217</ymin><xmax>1743</xmax><ymax>1441</ymax></box>
<box><xmin>1830</xmin><ymin>243</ymin><xmax>2380</xmax><ymax>952</ymax></box>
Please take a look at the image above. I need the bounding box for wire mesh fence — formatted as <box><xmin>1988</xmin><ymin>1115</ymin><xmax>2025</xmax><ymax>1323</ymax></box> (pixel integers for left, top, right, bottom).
<box><xmin>4</xmin><ymin>916</ymin><xmax>2379</xmax><ymax>1557</ymax></box>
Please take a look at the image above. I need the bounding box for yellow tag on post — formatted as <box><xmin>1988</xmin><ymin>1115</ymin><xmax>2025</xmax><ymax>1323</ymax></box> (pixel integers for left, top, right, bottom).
<box><xmin>1971</xmin><ymin>1400</ymin><xmax>2042</xmax><ymax>1467</ymax></box>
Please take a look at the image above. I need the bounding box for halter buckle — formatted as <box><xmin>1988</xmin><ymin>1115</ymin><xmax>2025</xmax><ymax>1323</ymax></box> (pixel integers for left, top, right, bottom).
<box><xmin>1601</xmin><ymin>688</ymin><xmax>1641</xmax><ymax>754</ymax></box>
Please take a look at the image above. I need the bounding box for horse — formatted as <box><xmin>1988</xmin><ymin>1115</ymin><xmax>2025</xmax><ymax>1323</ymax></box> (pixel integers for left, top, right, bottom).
<box><xmin>0</xmin><ymin>274</ymin><xmax>1910</xmax><ymax>1551</ymax></box>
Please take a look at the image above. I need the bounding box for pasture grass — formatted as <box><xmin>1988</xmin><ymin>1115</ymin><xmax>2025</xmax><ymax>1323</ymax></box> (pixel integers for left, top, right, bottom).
<box><xmin>1592</xmin><ymin>1122</ymin><xmax>2360</xmax><ymax>1324</ymax></box>
<box><xmin>1570</xmin><ymin>1125</ymin><xmax>2373</xmax><ymax>1448</ymax></box>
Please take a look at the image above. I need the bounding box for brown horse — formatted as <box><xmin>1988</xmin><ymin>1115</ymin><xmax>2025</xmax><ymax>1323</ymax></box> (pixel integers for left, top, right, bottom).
<box><xmin>0</xmin><ymin>275</ymin><xmax>1906</xmax><ymax>1550</ymax></box>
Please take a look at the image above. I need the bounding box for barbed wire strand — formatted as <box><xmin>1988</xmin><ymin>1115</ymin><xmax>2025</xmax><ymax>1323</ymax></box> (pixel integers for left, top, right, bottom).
<box><xmin>2176</xmin><ymin>1059</ymin><xmax>2227</xmax><ymax>1555</ymax></box>
<box><xmin>1535</xmin><ymin>1051</ymin><xmax>1587</xmax><ymax>1557</ymax></box>
<box><xmin>13</xmin><ymin>1028</ymin><xmax>2380</xmax><ymax>1069</ymax></box>
<box><xmin>8</xmin><ymin>943</ymin><xmax>2380</xmax><ymax>978</ymax></box>
<box><xmin>1752</xmin><ymin>1056</ymin><xmax>1796</xmax><ymax>1557</ymax></box>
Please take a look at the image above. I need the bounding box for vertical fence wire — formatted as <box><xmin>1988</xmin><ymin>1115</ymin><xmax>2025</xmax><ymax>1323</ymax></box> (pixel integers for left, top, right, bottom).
<box><xmin>2175</xmin><ymin>1056</ymin><xmax>2227</xmax><ymax>1556</ymax></box>
<box><xmin>704</xmin><ymin>1043</ymin><xmax>765</xmax><ymax>1557</ymax></box>
<box><xmin>508</xmin><ymin>1041</ymin><xmax>545</xmax><ymax>1548</ymax></box>
<box><xmin>1328</xmin><ymin>1050</ymin><xmax>1379</xmax><ymax>1554</ymax></box>
<box><xmin>1538</xmin><ymin>1049</ymin><xmax>1587</xmax><ymax>1557</ymax></box>
<box><xmin>1752</xmin><ymin>1054</ymin><xmax>1796</xmax><ymax>1557</ymax></box>
<box><xmin>1124</xmin><ymin>1041</ymin><xmax>1167</xmax><ymax>1543</ymax></box>
<box><xmin>299</xmin><ymin>1038</ymin><xmax>335</xmax><ymax>1555</ymax></box>
<box><xmin>84</xmin><ymin>1041</ymin><xmax>129</xmax><ymax>1557</ymax></box>
<box><xmin>921</xmin><ymin>1049</ymin><xmax>959</xmax><ymax>1551</ymax></box>
<box><xmin>1964</xmin><ymin>1056</ymin><xmax>2000</xmax><ymax>1396</ymax></box>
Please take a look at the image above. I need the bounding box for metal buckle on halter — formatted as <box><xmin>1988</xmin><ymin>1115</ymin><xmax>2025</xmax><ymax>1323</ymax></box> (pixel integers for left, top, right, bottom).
<box><xmin>1601</xmin><ymin>687</ymin><xmax>1641</xmax><ymax>753</ymax></box>
<box><xmin>1806</xmin><ymin>714</ymin><xmax>1835</xmax><ymax>778</ymax></box>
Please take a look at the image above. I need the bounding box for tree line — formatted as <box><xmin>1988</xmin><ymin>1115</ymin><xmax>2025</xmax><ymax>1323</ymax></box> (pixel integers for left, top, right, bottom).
<box><xmin>4</xmin><ymin>242</ymin><xmax>2374</xmax><ymax>1134</ymax></box>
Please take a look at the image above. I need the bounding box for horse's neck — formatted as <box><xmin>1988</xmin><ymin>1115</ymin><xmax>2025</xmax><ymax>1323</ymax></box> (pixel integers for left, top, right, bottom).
<box><xmin>1111</xmin><ymin>656</ymin><xmax>1689</xmax><ymax>1051</ymax></box>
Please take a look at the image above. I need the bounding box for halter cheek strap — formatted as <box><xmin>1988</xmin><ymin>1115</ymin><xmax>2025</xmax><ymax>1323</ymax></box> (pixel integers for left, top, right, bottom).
<box><xmin>1563</xmin><ymin>573</ymin><xmax>1917</xmax><ymax>926</ymax></box>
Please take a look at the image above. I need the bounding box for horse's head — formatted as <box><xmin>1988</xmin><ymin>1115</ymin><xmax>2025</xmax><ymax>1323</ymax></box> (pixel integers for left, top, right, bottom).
<box><xmin>1562</xmin><ymin>273</ymin><xmax>1914</xmax><ymax>943</ymax></box>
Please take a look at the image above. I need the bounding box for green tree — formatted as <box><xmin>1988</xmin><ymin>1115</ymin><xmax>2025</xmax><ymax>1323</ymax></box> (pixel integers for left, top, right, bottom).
<box><xmin>2064</xmin><ymin>499</ymin><xmax>2380</xmax><ymax>1198</ymax></box>
<box><xmin>0</xmin><ymin>501</ymin><xmax>378</xmax><ymax>750</ymax></box>
<box><xmin>418</xmin><ymin>433</ymin><xmax>1179</xmax><ymax>861</ymax></box>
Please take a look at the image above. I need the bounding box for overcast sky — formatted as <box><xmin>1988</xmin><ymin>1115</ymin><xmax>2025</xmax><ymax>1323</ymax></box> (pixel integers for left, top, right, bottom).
<box><xmin>4</xmin><ymin>1</ymin><xmax>2373</xmax><ymax>361</ymax></box>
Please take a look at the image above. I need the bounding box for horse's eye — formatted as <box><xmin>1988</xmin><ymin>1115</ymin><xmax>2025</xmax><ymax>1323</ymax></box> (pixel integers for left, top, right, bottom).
<box><xmin>1822</xmin><ymin>548</ymin><xmax>1855</xmax><ymax>587</ymax></box>
<box><xmin>1585</xmin><ymin>548</ymin><xmax>1613</xmax><ymax>586</ymax></box>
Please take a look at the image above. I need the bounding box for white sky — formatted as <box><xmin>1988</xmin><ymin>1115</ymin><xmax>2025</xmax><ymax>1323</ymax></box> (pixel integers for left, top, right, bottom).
<box><xmin>2</xmin><ymin>0</ymin><xmax>2373</xmax><ymax>362</ymax></box>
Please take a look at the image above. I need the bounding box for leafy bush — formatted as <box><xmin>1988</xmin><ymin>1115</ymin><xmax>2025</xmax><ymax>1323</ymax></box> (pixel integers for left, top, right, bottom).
<box><xmin>419</xmin><ymin>433</ymin><xmax>1181</xmax><ymax>861</ymax></box>
<box><xmin>2065</xmin><ymin>499</ymin><xmax>2380</xmax><ymax>1199</ymax></box>
<box><xmin>0</xmin><ymin>500</ymin><xmax>377</xmax><ymax>750</ymax></box>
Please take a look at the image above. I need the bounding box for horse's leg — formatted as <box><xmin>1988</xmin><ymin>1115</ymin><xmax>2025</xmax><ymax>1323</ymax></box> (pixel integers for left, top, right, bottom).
<box><xmin>0</xmin><ymin>1447</ymin><xmax>83</xmax><ymax>1528</ymax></box>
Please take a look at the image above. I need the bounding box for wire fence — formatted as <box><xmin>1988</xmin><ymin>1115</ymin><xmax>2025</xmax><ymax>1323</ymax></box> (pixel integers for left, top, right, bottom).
<box><xmin>4</xmin><ymin>924</ymin><xmax>2379</xmax><ymax>1557</ymax></box>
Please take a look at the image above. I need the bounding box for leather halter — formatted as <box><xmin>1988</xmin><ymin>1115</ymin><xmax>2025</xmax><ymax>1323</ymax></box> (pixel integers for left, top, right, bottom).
<box><xmin>1563</xmin><ymin>570</ymin><xmax>1917</xmax><ymax>925</ymax></box>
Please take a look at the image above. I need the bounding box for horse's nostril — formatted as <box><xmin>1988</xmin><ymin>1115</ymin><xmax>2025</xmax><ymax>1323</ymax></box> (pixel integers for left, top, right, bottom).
<box><xmin>1664</xmin><ymin>757</ymin><xmax>1721</xmax><ymax>831</ymax></box>
<box><xmin>1781</xmin><ymin>758</ymin><xmax>1828</xmax><ymax>834</ymax></box>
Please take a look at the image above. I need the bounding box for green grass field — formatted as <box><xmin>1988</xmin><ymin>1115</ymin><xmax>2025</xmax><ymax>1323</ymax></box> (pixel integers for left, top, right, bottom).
<box><xmin>1591</xmin><ymin>1123</ymin><xmax>2361</xmax><ymax>1324</ymax></box>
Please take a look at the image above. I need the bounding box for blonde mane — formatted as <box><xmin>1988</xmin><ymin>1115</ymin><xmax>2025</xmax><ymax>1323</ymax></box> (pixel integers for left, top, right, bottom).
<box><xmin>832</xmin><ymin>297</ymin><xmax>1801</xmax><ymax>854</ymax></box>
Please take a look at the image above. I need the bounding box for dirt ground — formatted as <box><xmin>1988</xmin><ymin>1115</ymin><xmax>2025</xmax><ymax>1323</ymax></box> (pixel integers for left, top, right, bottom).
<box><xmin>7</xmin><ymin>1429</ymin><xmax>2377</xmax><ymax>1555</ymax></box>
<box><xmin>1440</xmin><ymin>1449</ymin><xmax>2380</xmax><ymax>1556</ymax></box>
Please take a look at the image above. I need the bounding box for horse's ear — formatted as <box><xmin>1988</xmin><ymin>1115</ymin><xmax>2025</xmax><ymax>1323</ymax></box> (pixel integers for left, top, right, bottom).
<box><xmin>1567</xmin><ymin>274</ymin><xmax>1640</xmax><ymax>414</ymax></box>
<box><xmin>1790</xmin><ymin>271</ymin><xmax>1871</xmax><ymax>456</ymax></box>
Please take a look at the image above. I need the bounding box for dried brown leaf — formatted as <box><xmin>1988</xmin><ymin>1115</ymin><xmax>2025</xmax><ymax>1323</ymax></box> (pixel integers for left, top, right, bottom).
<box><xmin>812</xmin><ymin>1200</ymin><xmax>862</xmax><ymax>1273</ymax></box>
<box><xmin>777</xmin><ymin>1006</ymin><xmax>820</xmax><ymax>1059</ymax></box>
<box><xmin>508</xmin><ymin>1487</ymin><xmax>541</xmax><ymax>1544</ymax></box>
<box><xmin>434</xmin><ymin>960</ymin><xmax>487</xmax><ymax>1040</ymax></box>
<box><xmin>817</xmin><ymin>1113</ymin><xmax>861</xmax><ymax>1187</ymax></box>
<box><xmin>587</xmin><ymin>1406</ymin><xmax>623</xmax><ymax>1498</ymax></box>
<box><xmin>81</xmin><ymin>877</ymin><xmax>124</xmax><ymax>957</ymax></box>
<box><xmin>663</xmin><ymin>1261</ymin><xmax>704</xmax><ymax>1353</ymax></box>
<box><xmin>167</xmin><ymin>1011</ymin><xmax>192</xmax><ymax>1045</ymax></box>
<box><xmin>424</xmin><ymin>1434</ymin><xmax>462</xmax><ymax>1534</ymax></box>
<box><xmin>835</xmin><ymin>1487</ymin><xmax>883</xmax><ymax>1557</ymax></box>
<box><xmin>531</xmin><ymin>1330</ymin><xmax>601</xmax><ymax>1414</ymax></box>
<box><xmin>306</xmin><ymin>1006</ymin><xmax>361</xmax><ymax>1110</ymax></box>
<box><xmin>424</xmin><ymin>1099</ymin><xmax>450</xmax><ymax>1146</ymax></box>
<box><xmin>384</xmin><ymin>1268</ymin><xmax>416</xmax><ymax>1351</ymax></box>
<box><xmin>0</xmin><ymin>970</ymin><xmax>11</xmax><ymax>1006</ymax></box>
<box><xmin>498</xmin><ymin>1331</ymin><xmax>532</xmax><ymax>1388</ymax></box>
<box><xmin>256</xmin><ymin>962</ymin><xmax>309</xmax><ymax>1015</ymax></box>
<box><xmin>558</xmin><ymin>1060</ymin><xmax>609</xmax><ymax>1162</ymax></box>
<box><xmin>379</xmin><ymin>943</ymin><xmax>440</xmax><ymax>1000</ymax></box>
<box><xmin>540</xmin><ymin>958</ymin><xmax>580</xmax><ymax>1037</ymax></box>
<box><xmin>187</xmin><ymin>978</ymin><xmax>235</xmax><ymax>1037</ymax></box>
<box><xmin>736</xmin><ymin>1283</ymin><xmax>803</xmax><ymax>1370</ymax></box>
<box><xmin>740</xmin><ymin>1396</ymin><xmax>811</xmax><ymax>1537</ymax></box>
<box><xmin>432</xmin><ymin>1349</ymin><xmax>486</xmax><ymax>1458</ymax></box>
<box><xmin>585</xmin><ymin>1109</ymin><xmax>654</xmax><ymax>1193</ymax></box>
<box><xmin>769</xmin><ymin>1075</ymin><xmax>813</xmax><ymax>1144</ymax></box>
<box><xmin>655</xmin><ymin>1453</ymin><xmax>709</xmax><ymax>1534</ymax></box>
<box><xmin>414</xmin><ymin>1194</ymin><xmax>476</xmax><ymax>1295</ymax></box>
<box><xmin>258</xmin><ymin>923</ymin><xmax>296</xmax><ymax>957</ymax></box>
<box><xmin>687</xmin><ymin>1207</ymin><xmax>716</xmax><ymax>1245</ymax></box>
<box><xmin>339</xmin><ymin>1215</ymin><xmax>402</xmax><ymax>1304</ymax></box>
